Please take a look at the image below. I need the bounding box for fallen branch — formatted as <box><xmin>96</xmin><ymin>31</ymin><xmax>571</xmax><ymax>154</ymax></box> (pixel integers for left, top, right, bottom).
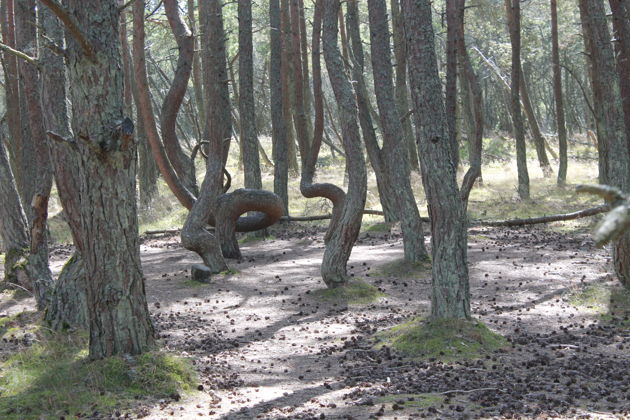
<box><xmin>471</xmin><ymin>204</ymin><xmax>609</xmax><ymax>227</ymax></box>
<box><xmin>577</xmin><ymin>185</ymin><xmax>630</xmax><ymax>246</ymax></box>
<box><xmin>143</xmin><ymin>205</ymin><xmax>610</xmax><ymax>234</ymax></box>
<box><xmin>440</xmin><ymin>387</ymin><xmax>501</xmax><ymax>395</ymax></box>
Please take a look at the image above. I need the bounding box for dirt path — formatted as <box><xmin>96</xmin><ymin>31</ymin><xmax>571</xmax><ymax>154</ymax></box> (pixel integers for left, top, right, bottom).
<box><xmin>2</xmin><ymin>223</ymin><xmax>629</xmax><ymax>419</ymax></box>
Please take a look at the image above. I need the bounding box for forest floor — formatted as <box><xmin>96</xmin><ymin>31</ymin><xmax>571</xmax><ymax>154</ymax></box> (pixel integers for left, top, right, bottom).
<box><xmin>1</xmin><ymin>220</ymin><xmax>629</xmax><ymax>419</ymax></box>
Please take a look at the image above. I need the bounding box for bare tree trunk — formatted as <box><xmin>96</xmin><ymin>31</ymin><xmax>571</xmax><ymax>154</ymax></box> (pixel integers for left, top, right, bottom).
<box><xmin>39</xmin><ymin>6</ymin><xmax>88</xmax><ymax>330</ymax></box>
<box><xmin>187</xmin><ymin>0</ymin><xmax>205</xmax><ymax>133</ymax></box>
<box><xmin>321</xmin><ymin>0</ymin><xmax>367</xmax><ymax>288</ymax></box>
<box><xmin>505</xmin><ymin>0</ymin><xmax>530</xmax><ymax>199</ymax></box>
<box><xmin>445</xmin><ymin>0</ymin><xmax>462</xmax><ymax>168</ymax></box>
<box><xmin>367</xmin><ymin>0</ymin><xmax>429</xmax><ymax>263</ymax></box>
<box><xmin>298</xmin><ymin>0</ymin><xmax>313</xmax><ymax>139</ymax></box>
<box><xmin>579</xmin><ymin>0</ymin><xmax>630</xmax><ymax>288</ymax></box>
<box><xmin>270</xmin><ymin>0</ymin><xmax>289</xmax><ymax>215</ymax></box>
<box><xmin>345</xmin><ymin>0</ymin><xmax>398</xmax><ymax>223</ymax></box>
<box><xmin>391</xmin><ymin>0</ymin><xmax>419</xmax><ymax>172</ymax></box>
<box><xmin>551</xmin><ymin>0</ymin><xmax>568</xmax><ymax>186</ymax></box>
<box><xmin>609</xmin><ymin>0</ymin><xmax>630</xmax><ymax>149</ymax></box>
<box><xmin>290</xmin><ymin>0</ymin><xmax>311</xmax><ymax>165</ymax></box>
<box><xmin>49</xmin><ymin>0</ymin><xmax>155</xmax><ymax>358</ymax></box>
<box><xmin>402</xmin><ymin>0</ymin><xmax>471</xmax><ymax>320</ymax></box>
<box><xmin>12</xmin><ymin>0</ymin><xmax>54</xmax><ymax>309</ymax></box>
<box><xmin>238</xmin><ymin>0</ymin><xmax>263</xmax><ymax>191</ymax></box>
<box><xmin>0</xmin><ymin>132</ymin><xmax>29</xmax><ymax>286</ymax></box>
<box><xmin>281</xmin><ymin>0</ymin><xmax>300</xmax><ymax>174</ymax></box>
<box><xmin>162</xmin><ymin>0</ymin><xmax>198</xmax><ymax>195</ymax></box>
<box><xmin>519</xmin><ymin>67</ymin><xmax>554</xmax><ymax>177</ymax></box>
<box><xmin>458</xmin><ymin>0</ymin><xmax>484</xmax><ymax>206</ymax></box>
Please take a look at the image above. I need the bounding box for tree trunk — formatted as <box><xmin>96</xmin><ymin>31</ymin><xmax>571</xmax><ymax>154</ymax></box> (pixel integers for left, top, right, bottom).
<box><xmin>391</xmin><ymin>0</ymin><xmax>419</xmax><ymax>172</ymax></box>
<box><xmin>445</xmin><ymin>0</ymin><xmax>462</xmax><ymax>168</ymax></box>
<box><xmin>321</xmin><ymin>0</ymin><xmax>367</xmax><ymax>288</ymax></box>
<box><xmin>281</xmin><ymin>0</ymin><xmax>300</xmax><ymax>175</ymax></box>
<box><xmin>0</xmin><ymin>131</ymin><xmax>29</xmax><ymax>286</ymax></box>
<box><xmin>14</xmin><ymin>0</ymin><xmax>54</xmax><ymax>309</ymax></box>
<box><xmin>457</xmin><ymin>0</ymin><xmax>484</xmax><ymax>206</ymax></box>
<box><xmin>56</xmin><ymin>0</ymin><xmax>155</xmax><ymax>358</ymax></box>
<box><xmin>505</xmin><ymin>0</ymin><xmax>530</xmax><ymax>200</ymax></box>
<box><xmin>345</xmin><ymin>0</ymin><xmax>398</xmax><ymax>223</ymax></box>
<box><xmin>298</xmin><ymin>0</ymin><xmax>314</xmax><ymax>140</ymax></box>
<box><xmin>367</xmin><ymin>0</ymin><xmax>429</xmax><ymax>263</ymax></box>
<box><xmin>551</xmin><ymin>0</ymin><xmax>568</xmax><ymax>186</ymax></box>
<box><xmin>609</xmin><ymin>0</ymin><xmax>630</xmax><ymax>149</ymax></box>
<box><xmin>402</xmin><ymin>0</ymin><xmax>471</xmax><ymax>320</ymax></box>
<box><xmin>39</xmin><ymin>6</ymin><xmax>89</xmax><ymax>330</ymax></box>
<box><xmin>519</xmin><ymin>66</ymin><xmax>554</xmax><ymax>177</ymax></box>
<box><xmin>270</xmin><ymin>0</ymin><xmax>289</xmax><ymax>215</ymax></box>
<box><xmin>161</xmin><ymin>0</ymin><xmax>198</xmax><ymax>195</ymax></box>
<box><xmin>289</xmin><ymin>0</ymin><xmax>311</xmax><ymax>165</ymax></box>
<box><xmin>579</xmin><ymin>0</ymin><xmax>630</xmax><ymax>288</ymax></box>
<box><xmin>187</xmin><ymin>0</ymin><xmax>205</xmax><ymax>135</ymax></box>
<box><xmin>238</xmin><ymin>0</ymin><xmax>263</xmax><ymax>191</ymax></box>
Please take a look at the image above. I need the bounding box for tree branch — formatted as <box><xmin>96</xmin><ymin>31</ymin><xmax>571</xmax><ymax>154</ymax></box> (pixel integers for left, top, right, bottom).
<box><xmin>38</xmin><ymin>0</ymin><xmax>96</xmax><ymax>60</ymax></box>
<box><xmin>0</xmin><ymin>42</ymin><xmax>37</xmax><ymax>66</ymax></box>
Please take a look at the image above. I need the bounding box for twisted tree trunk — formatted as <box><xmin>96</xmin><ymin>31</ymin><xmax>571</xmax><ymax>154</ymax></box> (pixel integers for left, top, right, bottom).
<box><xmin>321</xmin><ymin>0</ymin><xmax>367</xmax><ymax>287</ymax></box>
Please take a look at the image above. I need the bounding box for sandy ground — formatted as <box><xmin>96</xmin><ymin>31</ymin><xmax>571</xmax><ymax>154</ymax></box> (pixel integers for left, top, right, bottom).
<box><xmin>1</xmin><ymin>222</ymin><xmax>629</xmax><ymax>419</ymax></box>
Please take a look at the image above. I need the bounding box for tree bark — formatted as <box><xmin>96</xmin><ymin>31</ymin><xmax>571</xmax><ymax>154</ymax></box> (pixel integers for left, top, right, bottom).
<box><xmin>238</xmin><ymin>0</ymin><xmax>263</xmax><ymax>191</ymax></box>
<box><xmin>367</xmin><ymin>0</ymin><xmax>429</xmax><ymax>263</ymax></box>
<box><xmin>609</xmin><ymin>0</ymin><xmax>630</xmax><ymax>150</ymax></box>
<box><xmin>390</xmin><ymin>0</ymin><xmax>420</xmax><ymax>172</ymax></box>
<box><xmin>161</xmin><ymin>0</ymin><xmax>198</xmax><ymax>195</ymax></box>
<box><xmin>270</xmin><ymin>0</ymin><xmax>289</xmax><ymax>215</ymax></box>
<box><xmin>579</xmin><ymin>0</ymin><xmax>630</xmax><ymax>288</ymax></box>
<box><xmin>13</xmin><ymin>0</ymin><xmax>54</xmax><ymax>309</ymax></box>
<box><xmin>457</xmin><ymin>0</ymin><xmax>484</xmax><ymax>206</ymax></box>
<box><xmin>505</xmin><ymin>0</ymin><xmax>530</xmax><ymax>200</ymax></box>
<box><xmin>519</xmin><ymin>66</ymin><xmax>554</xmax><ymax>177</ymax></box>
<box><xmin>321</xmin><ymin>0</ymin><xmax>367</xmax><ymax>288</ymax></box>
<box><xmin>187</xmin><ymin>0</ymin><xmax>205</xmax><ymax>134</ymax></box>
<box><xmin>57</xmin><ymin>0</ymin><xmax>155</xmax><ymax>358</ymax></box>
<box><xmin>445</xmin><ymin>0</ymin><xmax>462</xmax><ymax>168</ymax></box>
<box><xmin>551</xmin><ymin>0</ymin><xmax>568</xmax><ymax>186</ymax></box>
<box><xmin>281</xmin><ymin>0</ymin><xmax>300</xmax><ymax>174</ymax></box>
<box><xmin>345</xmin><ymin>0</ymin><xmax>399</xmax><ymax>224</ymax></box>
<box><xmin>402</xmin><ymin>0</ymin><xmax>471</xmax><ymax>320</ymax></box>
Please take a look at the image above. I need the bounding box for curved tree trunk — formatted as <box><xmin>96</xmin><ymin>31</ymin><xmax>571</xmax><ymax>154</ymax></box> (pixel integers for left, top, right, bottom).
<box><xmin>300</xmin><ymin>0</ymin><xmax>346</xmax><ymax>244</ymax></box>
<box><xmin>367</xmin><ymin>0</ymin><xmax>429</xmax><ymax>263</ymax></box>
<box><xmin>161</xmin><ymin>0</ymin><xmax>198</xmax><ymax>195</ymax></box>
<box><xmin>321</xmin><ymin>0</ymin><xmax>367</xmax><ymax>288</ymax></box>
<box><xmin>457</xmin><ymin>0</ymin><xmax>484</xmax><ymax>206</ymax></box>
<box><xmin>402</xmin><ymin>0</ymin><xmax>471</xmax><ymax>320</ymax></box>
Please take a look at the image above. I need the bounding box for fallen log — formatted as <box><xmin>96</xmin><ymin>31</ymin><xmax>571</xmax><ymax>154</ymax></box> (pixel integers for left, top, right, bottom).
<box><xmin>143</xmin><ymin>205</ymin><xmax>609</xmax><ymax>235</ymax></box>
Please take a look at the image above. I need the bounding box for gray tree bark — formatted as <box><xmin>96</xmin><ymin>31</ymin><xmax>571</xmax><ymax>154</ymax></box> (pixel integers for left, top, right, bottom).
<box><xmin>367</xmin><ymin>0</ymin><xmax>429</xmax><ymax>263</ymax></box>
<box><xmin>50</xmin><ymin>0</ymin><xmax>155</xmax><ymax>358</ymax></box>
<box><xmin>321</xmin><ymin>0</ymin><xmax>367</xmax><ymax>288</ymax></box>
<box><xmin>402</xmin><ymin>0</ymin><xmax>471</xmax><ymax>319</ymax></box>
<box><xmin>551</xmin><ymin>0</ymin><xmax>568</xmax><ymax>186</ymax></box>
<box><xmin>579</xmin><ymin>0</ymin><xmax>630</xmax><ymax>288</ymax></box>
<box><xmin>269</xmin><ymin>0</ymin><xmax>289</xmax><ymax>215</ymax></box>
<box><xmin>345</xmin><ymin>0</ymin><xmax>399</xmax><ymax>224</ymax></box>
<box><xmin>505</xmin><ymin>0</ymin><xmax>530</xmax><ymax>200</ymax></box>
<box><xmin>390</xmin><ymin>0</ymin><xmax>419</xmax><ymax>172</ymax></box>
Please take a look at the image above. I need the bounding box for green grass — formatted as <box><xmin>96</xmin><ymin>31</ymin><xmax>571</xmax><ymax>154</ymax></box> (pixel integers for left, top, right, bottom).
<box><xmin>238</xmin><ymin>233</ymin><xmax>275</xmax><ymax>245</ymax></box>
<box><xmin>312</xmin><ymin>280</ymin><xmax>385</xmax><ymax>305</ymax></box>
<box><xmin>377</xmin><ymin>393</ymin><xmax>445</xmax><ymax>409</ymax></box>
<box><xmin>375</xmin><ymin>258</ymin><xmax>431</xmax><ymax>279</ymax></box>
<box><xmin>376</xmin><ymin>318</ymin><xmax>506</xmax><ymax>361</ymax></box>
<box><xmin>601</xmin><ymin>287</ymin><xmax>630</xmax><ymax>329</ymax></box>
<box><xmin>361</xmin><ymin>221</ymin><xmax>394</xmax><ymax>234</ymax></box>
<box><xmin>568</xmin><ymin>284</ymin><xmax>611</xmax><ymax>314</ymax></box>
<box><xmin>0</xmin><ymin>327</ymin><xmax>197</xmax><ymax>420</ymax></box>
